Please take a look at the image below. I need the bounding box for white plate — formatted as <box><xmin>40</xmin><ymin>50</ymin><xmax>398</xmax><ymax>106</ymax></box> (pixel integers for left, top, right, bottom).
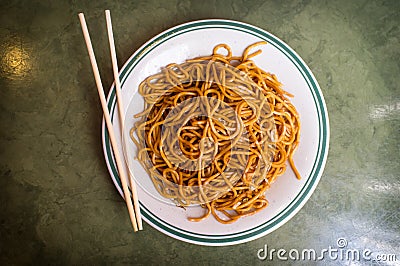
<box><xmin>102</xmin><ymin>19</ymin><xmax>329</xmax><ymax>246</ymax></box>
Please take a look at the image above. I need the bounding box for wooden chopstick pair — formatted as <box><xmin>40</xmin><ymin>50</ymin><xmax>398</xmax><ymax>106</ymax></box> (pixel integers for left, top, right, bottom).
<box><xmin>78</xmin><ymin>10</ymin><xmax>143</xmax><ymax>231</ymax></box>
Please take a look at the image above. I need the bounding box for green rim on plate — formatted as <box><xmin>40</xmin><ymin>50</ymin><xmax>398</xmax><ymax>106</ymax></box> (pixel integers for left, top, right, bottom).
<box><xmin>102</xmin><ymin>19</ymin><xmax>329</xmax><ymax>245</ymax></box>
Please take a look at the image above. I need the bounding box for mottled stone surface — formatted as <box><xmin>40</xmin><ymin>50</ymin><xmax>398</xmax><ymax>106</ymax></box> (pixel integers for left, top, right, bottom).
<box><xmin>0</xmin><ymin>0</ymin><xmax>399</xmax><ymax>265</ymax></box>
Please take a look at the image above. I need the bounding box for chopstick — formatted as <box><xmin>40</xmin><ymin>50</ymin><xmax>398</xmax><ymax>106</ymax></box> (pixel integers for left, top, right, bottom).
<box><xmin>78</xmin><ymin>12</ymin><xmax>141</xmax><ymax>232</ymax></box>
<box><xmin>105</xmin><ymin>10</ymin><xmax>143</xmax><ymax>230</ymax></box>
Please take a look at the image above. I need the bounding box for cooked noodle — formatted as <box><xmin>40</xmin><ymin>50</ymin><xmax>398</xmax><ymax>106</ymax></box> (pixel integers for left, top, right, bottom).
<box><xmin>130</xmin><ymin>42</ymin><xmax>300</xmax><ymax>223</ymax></box>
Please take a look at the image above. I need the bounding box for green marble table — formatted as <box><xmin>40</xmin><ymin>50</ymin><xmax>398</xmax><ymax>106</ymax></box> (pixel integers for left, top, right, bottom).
<box><xmin>1</xmin><ymin>0</ymin><xmax>399</xmax><ymax>265</ymax></box>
